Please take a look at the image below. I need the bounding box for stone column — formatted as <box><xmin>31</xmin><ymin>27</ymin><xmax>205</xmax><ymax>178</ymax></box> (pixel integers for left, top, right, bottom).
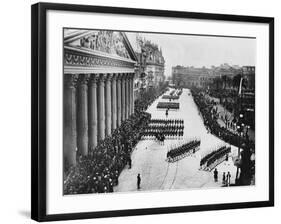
<box><xmin>130</xmin><ymin>74</ymin><xmax>135</xmax><ymax>115</ymax></box>
<box><xmin>116</xmin><ymin>74</ymin><xmax>122</xmax><ymax>127</ymax></box>
<box><xmin>124</xmin><ymin>74</ymin><xmax>128</xmax><ymax>119</ymax></box>
<box><xmin>97</xmin><ymin>74</ymin><xmax>105</xmax><ymax>141</ymax></box>
<box><xmin>111</xmin><ymin>74</ymin><xmax>117</xmax><ymax>131</ymax></box>
<box><xmin>124</xmin><ymin>75</ymin><xmax>127</xmax><ymax>119</ymax></box>
<box><xmin>126</xmin><ymin>75</ymin><xmax>130</xmax><ymax>118</ymax></box>
<box><xmin>105</xmin><ymin>74</ymin><xmax>112</xmax><ymax>137</ymax></box>
<box><xmin>63</xmin><ymin>74</ymin><xmax>78</xmax><ymax>167</ymax></box>
<box><xmin>127</xmin><ymin>75</ymin><xmax>131</xmax><ymax>116</ymax></box>
<box><xmin>130</xmin><ymin>74</ymin><xmax>133</xmax><ymax>115</ymax></box>
<box><xmin>77</xmin><ymin>74</ymin><xmax>89</xmax><ymax>156</ymax></box>
<box><xmin>121</xmin><ymin>74</ymin><xmax>126</xmax><ymax>121</ymax></box>
<box><xmin>88</xmin><ymin>74</ymin><xmax>98</xmax><ymax>151</ymax></box>
<box><xmin>132</xmin><ymin>73</ymin><xmax>135</xmax><ymax>114</ymax></box>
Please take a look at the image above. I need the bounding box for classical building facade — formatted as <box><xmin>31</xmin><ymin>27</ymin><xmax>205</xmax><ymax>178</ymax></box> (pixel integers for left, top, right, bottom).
<box><xmin>134</xmin><ymin>37</ymin><xmax>165</xmax><ymax>89</ymax></box>
<box><xmin>133</xmin><ymin>49</ymin><xmax>147</xmax><ymax>100</ymax></box>
<box><xmin>144</xmin><ymin>42</ymin><xmax>165</xmax><ymax>88</ymax></box>
<box><xmin>63</xmin><ymin>29</ymin><xmax>137</xmax><ymax>167</ymax></box>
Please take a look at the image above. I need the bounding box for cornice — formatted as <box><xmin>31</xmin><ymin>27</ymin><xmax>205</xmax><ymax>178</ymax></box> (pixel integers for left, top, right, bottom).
<box><xmin>65</xmin><ymin>46</ymin><xmax>136</xmax><ymax>64</ymax></box>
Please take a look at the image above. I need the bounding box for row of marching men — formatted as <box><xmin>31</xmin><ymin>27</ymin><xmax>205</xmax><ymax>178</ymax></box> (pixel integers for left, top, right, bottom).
<box><xmin>149</xmin><ymin>119</ymin><xmax>184</xmax><ymax>125</ymax></box>
<box><xmin>166</xmin><ymin>139</ymin><xmax>201</xmax><ymax>162</ymax></box>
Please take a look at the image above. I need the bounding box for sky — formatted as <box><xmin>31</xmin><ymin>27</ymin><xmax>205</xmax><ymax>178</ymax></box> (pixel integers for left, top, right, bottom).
<box><xmin>126</xmin><ymin>32</ymin><xmax>256</xmax><ymax>77</ymax></box>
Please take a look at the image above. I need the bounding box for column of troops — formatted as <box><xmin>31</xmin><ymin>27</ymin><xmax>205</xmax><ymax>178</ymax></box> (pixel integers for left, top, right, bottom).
<box><xmin>64</xmin><ymin>73</ymin><xmax>135</xmax><ymax>167</ymax></box>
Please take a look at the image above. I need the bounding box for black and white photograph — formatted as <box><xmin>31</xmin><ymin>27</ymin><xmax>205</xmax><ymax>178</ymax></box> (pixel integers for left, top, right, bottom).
<box><xmin>29</xmin><ymin>2</ymin><xmax>275</xmax><ymax>222</ymax></box>
<box><xmin>63</xmin><ymin>29</ymin><xmax>256</xmax><ymax>195</ymax></box>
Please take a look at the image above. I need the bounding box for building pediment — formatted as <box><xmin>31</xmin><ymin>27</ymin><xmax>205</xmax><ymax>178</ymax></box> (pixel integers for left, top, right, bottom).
<box><xmin>64</xmin><ymin>29</ymin><xmax>137</xmax><ymax>62</ymax></box>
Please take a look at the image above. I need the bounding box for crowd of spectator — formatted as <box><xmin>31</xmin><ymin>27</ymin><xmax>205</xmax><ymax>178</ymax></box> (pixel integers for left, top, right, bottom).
<box><xmin>208</xmin><ymin>89</ymin><xmax>237</xmax><ymax>101</ymax></box>
<box><xmin>192</xmin><ymin>90</ymin><xmax>254</xmax><ymax>151</ymax></box>
<box><xmin>64</xmin><ymin>85</ymin><xmax>168</xmax><ymax>195</ymax></box>
<box><xmin>64</xmin><ymin>111</ymin><xmax>151</xmax><ymax>194</ymax></box>
<box><xmin>134</xmin><ymin>85</ymin><xmax>168</xmax><ymax>112</ymax></box>
<box><xmin>207</xmin><ymin>89</ymin><xmax>238</xmax><ymax>114</ymax></box>
<box><xmin>192</xmin><ymin>89</ymin><xmax>255</xmax><ymax>183</ymax></box>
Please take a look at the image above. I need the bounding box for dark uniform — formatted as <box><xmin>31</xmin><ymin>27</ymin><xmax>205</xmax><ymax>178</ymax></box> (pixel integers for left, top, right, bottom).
<box><xmin>137</xmin><ymin>174</ymin><xmax>141</xmax><ymax>189</ymax></box>
<box><xmin>214</xmin><ymin>168</ymin><xmax>218</xmax><ymax>182</ymax></box>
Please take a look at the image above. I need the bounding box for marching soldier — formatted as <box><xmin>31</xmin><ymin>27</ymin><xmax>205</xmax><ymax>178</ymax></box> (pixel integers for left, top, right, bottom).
<box><xmin>137</xmin><ymin>174</ymin><xmax>141</xmax><ymax>190</ymax></box>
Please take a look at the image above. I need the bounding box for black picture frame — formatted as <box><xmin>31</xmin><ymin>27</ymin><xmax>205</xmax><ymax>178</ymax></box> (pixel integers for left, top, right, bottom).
<box><xmin>31</xmin><ymin>2</ymin><xmax>274</xmax><ymax>222</ymax></box>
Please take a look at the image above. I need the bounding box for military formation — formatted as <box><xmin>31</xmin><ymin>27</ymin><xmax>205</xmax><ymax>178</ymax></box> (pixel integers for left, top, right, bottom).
<box><xmin>166</xmin><ymin>139</ymin><xmax>201</xmax><ymax>162</ymax></box>
<box><xmin>141</xmin><ymin>119</ymin><xmax>184</xmax><ymax>141</ymax></box>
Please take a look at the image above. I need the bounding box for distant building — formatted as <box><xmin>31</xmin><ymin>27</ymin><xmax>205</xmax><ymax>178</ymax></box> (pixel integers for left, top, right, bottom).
<box><xmin>242</xmin><ymin>66</ymin><xmax>255</xmax><ymax>74</ymax></box>
<box><xmin>242</xmin><ymin>66</ymin><xmax>255</xmax><ymax>90</ymax></box>
<box><xmin>172</xmin><ymin>65</ymin><xmax>215</xmax><ymax>88</ymax></box>
<box><xmin>144</xmin><ymin>42</ymin><xmax>165</xmax><ymax>87</ymax></box>
<box><xmin>136</xmin><ymin>37</ymin><xmax>165</xmax><ymax>85</ymax></box>
<box><xmin>134</xmin><ymin>49</ymin><xmax>147</xmax><ymax>100</ymax></box>
<box><xmin>172</xmin><ymin>64</ymin><xmax>242</xmax><ymax>89</ymax></box>
<box><xmin>133</xmin><ymin>36</ymin><xmax>166</xmax><ymax>98</ymax></box>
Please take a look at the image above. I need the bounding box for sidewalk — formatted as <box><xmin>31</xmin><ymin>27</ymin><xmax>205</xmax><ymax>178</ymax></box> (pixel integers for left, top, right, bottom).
<box><xmin>216</xmin><ymin>104</ymin><xmax>255</xmax><ymax>142</ymax></box>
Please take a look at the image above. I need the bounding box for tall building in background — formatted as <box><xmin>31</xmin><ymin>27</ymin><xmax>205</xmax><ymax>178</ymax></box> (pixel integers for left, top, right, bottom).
<box><xmin>144</xmin><ymin>41</ymin><xmax>165</xmax><ymax>87</ymax></box>
<box><xmin>134</xmin><ymin>35</ymin><xmax>165</xmax><ymax>94</ymax></box>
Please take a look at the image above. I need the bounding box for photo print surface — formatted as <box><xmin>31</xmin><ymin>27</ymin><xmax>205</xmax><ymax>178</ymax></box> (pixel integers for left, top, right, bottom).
<box><xmin>63</xmin><ymin>28</ymin><xmax>256</xmax><ymax>195</ymax></box>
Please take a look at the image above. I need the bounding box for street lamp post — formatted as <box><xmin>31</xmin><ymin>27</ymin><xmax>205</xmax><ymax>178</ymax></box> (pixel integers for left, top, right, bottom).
<box><xmin>238</xmin><ymin>113</ymin><xmax>244</xmax><ymax>157</ymax></box>
<box><xmin>235</xmin><ymin>113</ymin><xmax>244</xmax><ymax>184</ymax></box>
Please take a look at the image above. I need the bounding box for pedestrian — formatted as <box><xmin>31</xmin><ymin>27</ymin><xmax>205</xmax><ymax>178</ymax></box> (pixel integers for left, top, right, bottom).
<box><xmin>137</xmin><ymin>174</ymin><xmax>141</xmax><ymax>190</ymax></box>
<box><xmin>222</xmin><ymin>172</ymin><xmax>226</xmax><ymax>185</ymax></box>
<box><xmin>213</xmin><ymin>168</ymin><xmax>218</xmax><ymax>182</ymax></box>
<box><xmin>226</xmin><ymin>171</ymin><xmax>231</xmax><ymax>186</ymax></box>
<box><xmin>128</xmin><ymin>157</ymin><xmax>132</xmax><ymax>169</ymax></box>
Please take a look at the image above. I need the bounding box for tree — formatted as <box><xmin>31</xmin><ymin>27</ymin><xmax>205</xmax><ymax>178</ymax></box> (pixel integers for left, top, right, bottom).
<box><xmin>226</xmin><ymin>76</ymin><xmax>232</xmax><ymax>89</ymax></box>
<box><xmin>232</xmin><ymin>74</ymin><xmax>241</xmax><ymax>90</ymax></box>
<box><xmin>221</xmin><ymin>75</ymin><xmax>227</xmax><ymax>89</ymax></box>
<box><xmin>213</xmin><ymin>77</ymin><xmax>223</xmax><ymax>91</ymax></box>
